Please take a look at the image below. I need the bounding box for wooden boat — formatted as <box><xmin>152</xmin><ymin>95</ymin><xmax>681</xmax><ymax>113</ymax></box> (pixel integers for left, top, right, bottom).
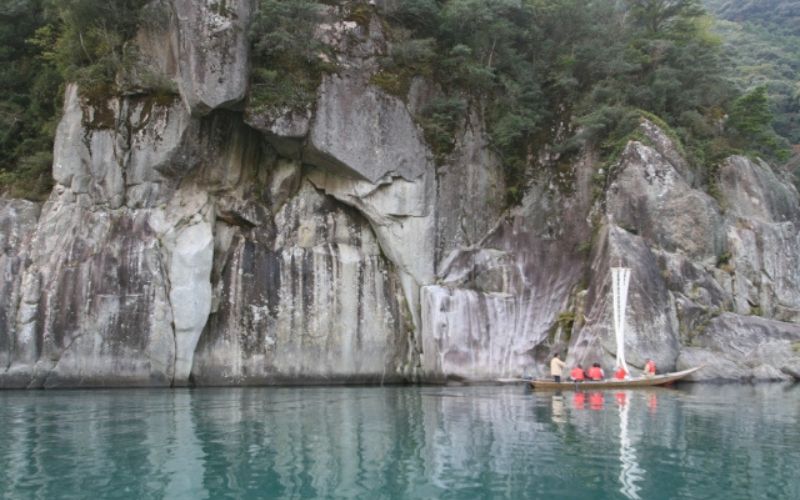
<box><xmin>526</xmin><ymin>267</ymin><xmax>701</xmax><ymax>391</ymax></box>
<box><xmin>529</xmin><ymin>366</ymin><xmax>702</xmax><ymax>390</ymax></box>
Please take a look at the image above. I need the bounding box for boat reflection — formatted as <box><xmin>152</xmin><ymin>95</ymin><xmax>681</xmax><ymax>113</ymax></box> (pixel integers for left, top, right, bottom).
<box><xmin>573</xmin><ymin>391</ymin><xmax>586</xmax><ymax>409</ymax></box>
<box><xmin>648</xmin><ymin>392</ymin><xmax>658</xmax><ymax>413</ymax></box>
<box><xmin>589</xmin><ymin>392</ymin><xmax>605</xmax><ymax>410</ymax></box>
<box><xmin>551</xmin><ymin>393</ymin><xmax>566</xmax><ymax>424</ymax></box>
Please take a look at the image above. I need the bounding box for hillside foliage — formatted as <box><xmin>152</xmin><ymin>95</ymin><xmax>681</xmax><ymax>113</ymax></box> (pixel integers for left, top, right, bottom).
<box><xmin>703</xmin><ymin>0</ymin><xmax>800</xmax><ymax>148</ymax></box>
<box><xmin>248</xmin><ymin>0</ymin><xmax>333</xmax><ymax>113</ymax></box>
<box><xmin>0</xmin><ymin>0</ymin><xmax>149</xmax><ymax>199</ymax></box>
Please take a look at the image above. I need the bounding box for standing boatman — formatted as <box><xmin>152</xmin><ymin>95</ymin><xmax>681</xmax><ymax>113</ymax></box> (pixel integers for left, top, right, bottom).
<box><xmin>550</xmin><ymin>354</ymin><xmax>567</xmax><ymax>383</ymax></box>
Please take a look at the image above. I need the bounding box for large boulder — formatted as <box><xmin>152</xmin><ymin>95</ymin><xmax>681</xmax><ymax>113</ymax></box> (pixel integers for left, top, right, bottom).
<box><xmin>172</xmin><ymin>0</ymin><xmax>252</xmax><ymax>114</ymax></box>
<box><xmin>677</xmin><ymin>313</ymin><xmax>800</xmax><ymax>381</ymax></box>
<box><xmin>306</xmin><ymin>76</ymin><xmax>433</xmax><ymax>184</ymax></box>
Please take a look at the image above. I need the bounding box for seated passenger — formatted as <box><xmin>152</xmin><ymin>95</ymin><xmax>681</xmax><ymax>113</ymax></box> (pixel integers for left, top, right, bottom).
<box><xmin>645</xmin><ymin>359</ymin><xmax>657</xmax><ymax>377</ymax></box>
<box><xmin>614</xmin><ymin>366</ymin><xmax>627</xmax><ymax>380</ymax></box>
<box><xmin>570</xmin><ymin>365</ymin><xmax>586</xmax><ymax>382</ymax></box>
<box><xmin>587</xmin><ymin>363</ymin><xmax>605</xmax><ymax>381</ymax></box>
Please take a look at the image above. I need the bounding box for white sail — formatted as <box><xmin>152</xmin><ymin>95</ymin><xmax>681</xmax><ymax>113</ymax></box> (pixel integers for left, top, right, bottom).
<box><xmin>611</xmin><ymin>267</ymin><xmax>631</xmax><ymax>373</ymax></box>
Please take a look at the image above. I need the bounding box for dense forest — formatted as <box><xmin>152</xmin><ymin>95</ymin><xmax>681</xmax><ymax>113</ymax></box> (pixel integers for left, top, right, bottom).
<box><xmin>704</xmin><ymin>0</ymin><xmax>800</xmax><ymax>147</ymax></box>
<box><xmin>705</xmin><ymin>0</ymin><xmax>800</xmax><ymax>36</ymax></box>
<box><xmin>0</xmin><ymin>0</ymin><xmax>149</xmax><ymax>199</ymax></box>
<box><xmin>0</xmin><ymin>0</ymin><xmax>794</xmax><ymax>200</ymax></box>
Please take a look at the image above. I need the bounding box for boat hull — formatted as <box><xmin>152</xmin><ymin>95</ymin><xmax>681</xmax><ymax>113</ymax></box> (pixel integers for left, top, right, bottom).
<box><xmin>529</xmin><ymin>367</ymin><xmax>701</xmax><ymax>390</ymax></box>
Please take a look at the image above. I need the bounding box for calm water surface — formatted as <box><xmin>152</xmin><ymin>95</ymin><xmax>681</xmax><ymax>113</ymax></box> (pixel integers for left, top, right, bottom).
<box><xmin>1</xmin><ymin>384</ymin><xmax>798</xmax><ymax>499</ymax></box>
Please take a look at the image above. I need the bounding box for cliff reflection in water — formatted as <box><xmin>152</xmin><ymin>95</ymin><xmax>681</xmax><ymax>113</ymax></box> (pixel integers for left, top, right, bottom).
<box><xmin>1</xmin><ymin>385</ymin><xmax>799</xmax><ymax>499</ymax></box>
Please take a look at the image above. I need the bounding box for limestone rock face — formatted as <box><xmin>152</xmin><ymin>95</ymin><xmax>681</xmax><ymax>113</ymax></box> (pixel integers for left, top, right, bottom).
<box><xmin>419</xmin><ymin>154</ymin><xmax>591</xmax><ymax>381</ymax></box>
<box><xmin>607</xmin><ymin>140</ymin><xmax>723</xmax><ymax>260</ymax></box>
<box><xmin>638</xmin><ymin>119</ymin><xmax>694</xmax><ymax>186</ymax></box>
<box><xmin>306</xmin><ymin>75</ymin><xmax>432</xmax><ymax>184</ymax></box>
<box><xmin>4</xmin><ymin>4</ymin><xmax>800</xmax><ymax>387</ymax></box>
<box><xmin>191</xmin><ymin>182</ymin><xmax>412</xmax><ymax>385</ymax></box>
<box><xmin>719</xmin><ymin>155</ymin><xmax>800</xmax><ymax>223</ymax></box>
<box><xmin>435</xmin><ymin>109</ymin><xmax>506</xmax><ymax>261</ymax></box>
<box><xmin>421</xmin><ymin>235</ymin><xmax>583</xmax><ymax>381</ymax></box>
<box><xmin>172</xmin><ymin>0</ymin><xmax>252</xmax><ymax>114</ymax></box>
<box><xmin>0</xmin><ymin>200</ymin><xmax>41</xmax><ymax>374</ymax></box>
<box><xmin>0</xmin><ymin>87</ymin><xmax>211</xmax><ymax>387</ymax></box>
<box><xmin>568</xmin><ymin>138</ymin><xmax>800</xmax><ymax>380</ymax></box>
<box><xmin>306</xmin><ymin>168</ymin><xmax>436</xmax><ymax>322</ymax></box>
<box><xmin>11</xmin><ymin>208</ymin><xmax>175</xmax><ymax>388</ymax></box>
<box><xmin>713</xmin><ymin>156</ymin><xmax>800</xmax><ymax>323</ymax></box>
<box><xmin>571</xmin><ymin>226</ymin><xmax>680</xmax><ymax>373</ymax></box>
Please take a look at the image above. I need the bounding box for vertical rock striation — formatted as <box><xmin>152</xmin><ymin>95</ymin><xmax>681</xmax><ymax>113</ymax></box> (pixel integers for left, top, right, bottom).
<box><xmin>192</xmin><ymin>182</ymin><xmax>412</xmax><ymax>384</ymax></box>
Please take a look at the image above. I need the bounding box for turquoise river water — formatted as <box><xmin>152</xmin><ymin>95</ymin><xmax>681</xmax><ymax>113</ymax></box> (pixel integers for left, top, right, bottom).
<box><xmin>1</xmin><ymin>384</ymin><xmax>798</xmax><ymax>499</ymax></box>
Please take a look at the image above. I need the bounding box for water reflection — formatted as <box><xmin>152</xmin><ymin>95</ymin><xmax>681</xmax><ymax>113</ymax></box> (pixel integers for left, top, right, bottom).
<box><xmin>573</xmin><ymin>391</ymin><xmax>585</xmax><ymax>409</ymax></box>
<box><xmin>551</xmin><ymin>393</ymin><xmax>566</xmax><ymax>424</ymax></box>
<box><xmin>617</xmin><ymin>391</ymin><xmax>644</xmax><ymax>500</ymax></box>
<box><xmin>589</xmin><ymin>392</ymin><xmax>605</xmax><ymax>410</ymax></box>
<box><xmin>0</xmin><ymin>385</ymin><xmax>798</xmax><ymax>499</ymax></box>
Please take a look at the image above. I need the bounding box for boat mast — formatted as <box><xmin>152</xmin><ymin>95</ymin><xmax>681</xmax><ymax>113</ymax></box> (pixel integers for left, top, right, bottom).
<box><xmin>611</xmin><ymin>266</ymin><xmax>631</xmax><ymax>373</ymax></box>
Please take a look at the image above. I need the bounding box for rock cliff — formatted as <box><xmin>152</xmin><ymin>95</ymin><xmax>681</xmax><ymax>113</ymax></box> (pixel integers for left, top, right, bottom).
<box><xmin>2</xmin><ymin>1</ymin><xmax>799</xmax><ymax>387</ymax></box>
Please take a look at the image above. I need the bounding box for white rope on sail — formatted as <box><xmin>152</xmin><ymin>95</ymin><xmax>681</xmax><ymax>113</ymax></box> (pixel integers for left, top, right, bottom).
<box><xmin>611</xmin><ymin>267</ymin><xmax>631</xmax><ymax>373</ymax></box>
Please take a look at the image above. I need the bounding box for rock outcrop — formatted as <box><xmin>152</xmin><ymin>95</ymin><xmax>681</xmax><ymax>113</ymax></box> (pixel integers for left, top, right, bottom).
<box><xmin>2</xmin><ymin>2</ymin><xmax>800</xmax><ymax>387</ymax></box>
<box><xmin>191</xmin><ymin>181</ymin><xmax>413</xmax><ymax>385</ymax></box>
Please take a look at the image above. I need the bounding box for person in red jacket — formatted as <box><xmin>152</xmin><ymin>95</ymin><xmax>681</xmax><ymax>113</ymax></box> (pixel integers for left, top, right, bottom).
<box><xmin>614</xmin><ymin>366</ymin><xmax>627</xmax><ymax>380</ymax></box>
<box><xmin>587</xmin><ymin>363</ymin><xmax>605</xmax><ymax>381</ymax></box>
<box><xmin>570</xmin><ymin>365</ymin><xmax>586</xmax><ymax>382</ymax></box>
<box><xmin>645</xmin><ymin>359</ymin><xmax>657</xmax><ymax>377</ymax></box>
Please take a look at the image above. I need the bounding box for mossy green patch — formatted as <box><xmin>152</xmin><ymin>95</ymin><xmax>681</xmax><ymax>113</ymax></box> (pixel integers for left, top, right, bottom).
<box><xmin>249</xmin><ymin>1</ymin><xmax>336</xmax><ymax>116</ymax></box>
<box><xmin>346</xmin><ymin>3</ymin><xmax>373</xmax><ymax>27</ymax></box>
<box><xmin>370</xmin><ymin>69</ymin><xmax>415</xmax><ymax>100</ymax></box>
<box><xmin>0</xmin><ymin>151</ymin><xmax>54</xmax><ymax>201</ymax></box>
<box><xmin>209</xmin><ymin>0</ymin><xmax>236</xmax><ymax>18</ymax></box>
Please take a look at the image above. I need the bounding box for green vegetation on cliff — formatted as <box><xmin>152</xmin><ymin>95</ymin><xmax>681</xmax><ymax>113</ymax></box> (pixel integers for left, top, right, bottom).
<box><xmin>0</xmin><ymin>0</ymin><xmax>148</xmax><ymax>200</ymax></box>
<box><xmin>379</xmin><ymin>0</ymin><xmax>788</xmax><ymax>197</ymax></box>
<box><xmin>0</xmin><ymin>0</ymin><xmax>58</xmax><ymax>199</ymax></box>
<box><xmin>1</xmin><ymin>0</ymin><xmax>794</xmax><ymax>201</ymax></box>
<box><xmin>249</xmin><ymin>0</ymin><xmax>334</xmax><ymax>114</ymax></box>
